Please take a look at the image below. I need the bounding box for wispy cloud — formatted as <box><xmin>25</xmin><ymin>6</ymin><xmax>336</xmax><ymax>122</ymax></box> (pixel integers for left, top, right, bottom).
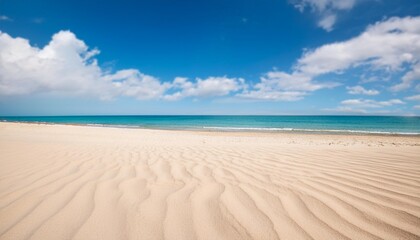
<box><xmin>404</xmin><ymin>95</ymin><xmax>420</xmax><ymax>110</ymax></box>
<box><xmin>346</xmin><ymin>85</ymin><xmax>379</xmax><ymax>95</ymax></box>
<box><xmin>325</xmin><ymin>98</ymin><xmax>405</xmax><ymax>114</ymax></box>
<box><xmin>32</xmin><ymin>18</ymin><xmax>44</xmax><ymax>24</ymax></box>
<box><xmin>341</xmin><ymin>98</ymin><xmax>405</xmax><ymax>108</ymax></box>
<box><xmin>405</xmin><ymin>94</ymin><xmax>420</xmax><ymax>101</ymax></box>
<box><xmin>0</xmin><ymin>15</ymin><xmax>12</xmax><ymax>21</ymax></box>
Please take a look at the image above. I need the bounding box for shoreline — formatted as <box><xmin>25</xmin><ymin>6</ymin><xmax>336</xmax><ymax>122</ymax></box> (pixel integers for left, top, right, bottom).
<box><xmin>1</xmin><ymin>120</ymin><xmax>420</xmax><ymax>137</ymax></box>
<box><xmin>1</xmin><ymin>122</ymin><xmax>419</xmax><ymax>148</ymax></box>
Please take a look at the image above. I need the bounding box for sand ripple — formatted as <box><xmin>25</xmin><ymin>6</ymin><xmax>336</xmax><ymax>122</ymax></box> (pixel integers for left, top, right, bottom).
<box><xmin>0</xmin><ymin>123</ymin><xmax>419</xmax><ymax>240</ymax></box>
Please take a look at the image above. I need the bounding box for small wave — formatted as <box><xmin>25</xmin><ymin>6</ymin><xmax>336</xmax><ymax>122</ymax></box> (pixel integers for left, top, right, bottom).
<box><xmin>86</xmin><ymin>123</ymin><xmax>106</xmax><ymax>127</ymax></box>
<box><xmin>201</xmin><ymin>126</ymin><xmax>420</xmax><ymax>135</ymax></box>
<box><xmin>84</xmin><ymin>123</ymin><xmax>141</xmax><ymax>129</ymax></box>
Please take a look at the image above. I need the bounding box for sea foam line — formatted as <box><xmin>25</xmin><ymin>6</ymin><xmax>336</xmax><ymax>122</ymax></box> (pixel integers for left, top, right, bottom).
<box><xmin>201</xmin><ymin>126</ymin><xmax>420</xmax><ymax>135</ymax></box>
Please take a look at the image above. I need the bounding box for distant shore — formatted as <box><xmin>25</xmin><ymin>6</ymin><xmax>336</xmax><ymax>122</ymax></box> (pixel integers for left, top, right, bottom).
<box><xmin>0</xmin><ymin>122</ymin><xmax>419</xmax><ymax>239</ymax></box>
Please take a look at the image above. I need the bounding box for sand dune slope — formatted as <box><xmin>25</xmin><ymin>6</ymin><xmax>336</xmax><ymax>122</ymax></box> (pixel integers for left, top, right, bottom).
<box><xmin>0</xmin><ymin>123</ymin><xmax>419</xmax><ymax>240</ymax></box>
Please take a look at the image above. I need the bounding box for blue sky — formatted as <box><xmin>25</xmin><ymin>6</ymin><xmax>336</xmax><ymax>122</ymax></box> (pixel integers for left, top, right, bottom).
<box><xmin>0</xmin><ymin>0</ymin><xmax>420</xmax><ymax>115</ymax></box>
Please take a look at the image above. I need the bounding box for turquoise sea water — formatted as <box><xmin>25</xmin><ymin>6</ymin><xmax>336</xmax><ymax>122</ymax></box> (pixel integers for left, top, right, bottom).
<box><xmin>1</xmin><ymin>116</ymin><xmax>420</xmax><ymax>135</ymax></box>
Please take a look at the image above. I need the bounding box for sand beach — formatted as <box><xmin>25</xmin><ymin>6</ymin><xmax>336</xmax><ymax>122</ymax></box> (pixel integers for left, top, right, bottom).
<box><xmin>0</xmin><ymin>122</ymin><xmax>419</xmax><ymax>240</ymax></box>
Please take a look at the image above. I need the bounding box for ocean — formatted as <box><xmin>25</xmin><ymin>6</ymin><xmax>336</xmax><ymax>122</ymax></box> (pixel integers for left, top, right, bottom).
<box><xmin>1</xmin><ymin>115</ymin><xmax>420</xmax><ymax>135</ymax></box>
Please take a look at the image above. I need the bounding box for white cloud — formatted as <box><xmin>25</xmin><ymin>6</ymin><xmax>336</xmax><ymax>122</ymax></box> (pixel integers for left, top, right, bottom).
<box><xmin>237</xmin><ymin>71</ymin><xmax>337</xmax><ymax>101</ymax></box>
<box><xmin>258</xmin><ymin>71</ymin><xmax>334</xmax><ymax>91</ymax></box>
<box><xmin>238</xmin><ymin>90</ymin><xmax>307</xmax><ymax>101</ymax></box>
<box><xmin>404</xmin><ymin>95</ymin><xmax>420</xmax><ymax>111</ymax></box>
<box><xmin>341</xmin><ymin>98</ymin><xmax>405</xmax><ymax>108</ymax></box>
<box><xmin>292</xmin><ymin>0</ymin><xmax>357</xmax><ymax>13</ymax></box>
<box><xmin>0</xmin><ymin>30</ymin><xmax>170</xmax><ymax>100</ymax></box>
<box><xmin>405</xmin><ymin>94</ymin><xmax>420</xmax><ymax>101</ymax></box>
<box><xmin>0</xmin><ymin>30</ymin><xmax>240</xmax><ymax>101</ymax></box>
<box><xmin>0</xmin><ymin>30</ymin><xmax>104</xmax><ymax>96</ymax></box>
<box><xmin>325</xmin><ymin>98</ymin><xmax>405</xmax><ymax>114</ymax></box>
<box><xmin>242</xmin><ymin>16</ymin><xmax>420</xmax><ymax>102</ymax></box>
<box><xmin>295</xmin><ymin>16</ymin><xmax>420</xmax><ymax>90</ymax></box>
<box><xmin>324</xmin><ymin>106</ymin><xmax>368</xmax><ymax>114</ymax></box>
<box><xmin>318</xmin><ymin>14</ymin><xmax>336</xmax><ymax>32</ymax></box>
<box><xmin>391</xmin><ymin>63</ymin><xmax>420</xmax><ymax>91</ymax></box>
<box><xmin>164</xmin><ymin>76</ymin><xmax>246</xmax><ymax>101</ymax></box>
<box><xmin>291</xmin><ymin>0</ymin><xmax>357</xmax><ymax>31</ymax></box>
<box><xmin>346</xmin><ymin>85</ymin><xmax>379</xmax><ymax>95</ymax></box>
<box><xmin>102</xmin><ymin>69</ymin><xmax>171</xmax><ymax>100</ymax></box>
<box><xmin>297</xmin><ymin>17</ymin><xmax>420</xmax><ymax>74</ymax></box>
<box><xmin>359</xmin><ymin>74</ymin><xmax>381</xmax><ymax>83</ymax></box>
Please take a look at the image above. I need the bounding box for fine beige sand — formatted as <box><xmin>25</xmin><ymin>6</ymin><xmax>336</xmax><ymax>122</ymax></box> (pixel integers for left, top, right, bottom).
<box><xmin>0</xmin><ymin>122</ymin><xmax>419</xmax><ymax>240</ymax></box>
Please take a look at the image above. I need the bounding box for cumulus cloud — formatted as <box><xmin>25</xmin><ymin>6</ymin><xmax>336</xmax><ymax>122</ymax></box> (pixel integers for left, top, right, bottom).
<box><xmin>0</xmin><ymin>30</ymin><xmax>240</xmax><ymax>101</ymax></box>
<box><xmin>1</xmin><ymin>30</ymin><xmax>102</xmax><ymax>96</ymax></box>
<box><xmin>164</xmin><ymin>76</ymin><xmax>246</xmax><ymax>101</ymax></box>
<box><xmin>241</xmin><ymin>16</ymin><xmax>420</xmax><ymax>101</ymax></box>
<box><xmin>346</xmin><ymin>85</ymin><xmax>379</xmax><ymax>95</ymax></box>
<box><xmin>102</xmin><ymin>69</ymin><xmax>171</xmax><ymax>100</ymax></box>
<box><xmin>295</xmin><ymin>16</ymin><xmax>420</xmax><ymax>91</ymax></box>
<box><xmin>291</xmin><ymin>0</ymin><xmax>358</xmax><ymax>31</ymax></box>
<box><xmin>0</xmin><ymin>30</ymin><xmax>170</xmax><ymax>100</ymax></box>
